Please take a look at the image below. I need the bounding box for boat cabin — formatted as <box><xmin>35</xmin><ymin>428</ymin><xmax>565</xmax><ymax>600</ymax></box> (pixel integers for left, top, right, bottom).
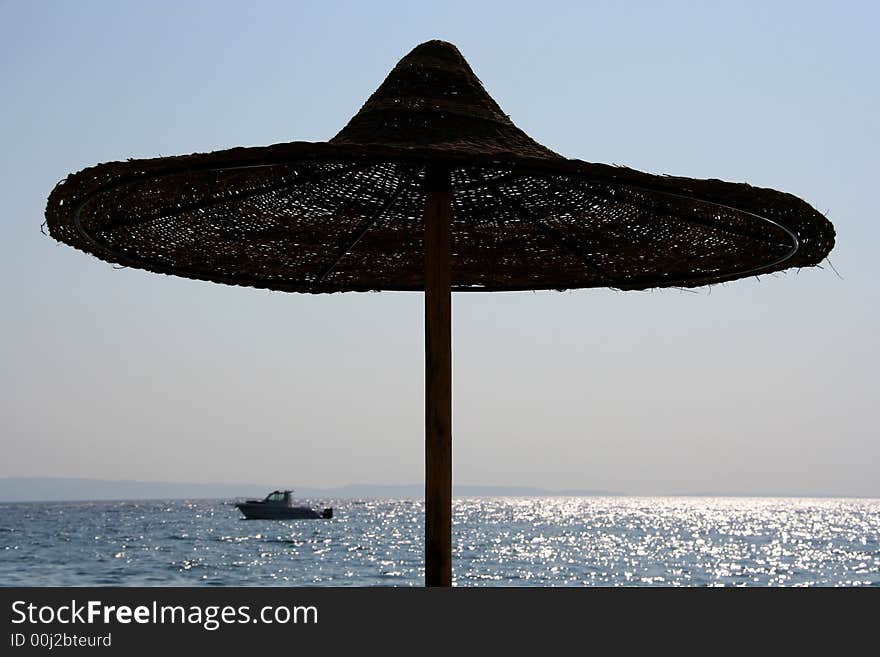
<box><xmin>258</xmin><ymin>490</ymin><xmax>294</xmax><ymax>505</ymax></box>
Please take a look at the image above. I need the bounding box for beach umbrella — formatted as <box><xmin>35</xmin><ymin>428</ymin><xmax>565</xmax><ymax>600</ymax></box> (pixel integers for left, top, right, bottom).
<box><xmin>45</xmin><ymin>40</ymin><xmax>835</xmax><ymax>587</ymax></box>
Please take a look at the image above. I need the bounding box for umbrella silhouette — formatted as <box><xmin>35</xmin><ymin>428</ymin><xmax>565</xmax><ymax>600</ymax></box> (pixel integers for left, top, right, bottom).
<box><xmin>46</xmin><ymin>40</ymin><xmax>835</xmax><ymax>586</ymax></box>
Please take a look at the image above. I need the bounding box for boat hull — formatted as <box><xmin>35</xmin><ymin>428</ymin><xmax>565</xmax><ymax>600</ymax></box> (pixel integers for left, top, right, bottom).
<box><xmin>235</xmin><ymin>503</ymin><xmax>332</xmax><ymax>520</ymax></box>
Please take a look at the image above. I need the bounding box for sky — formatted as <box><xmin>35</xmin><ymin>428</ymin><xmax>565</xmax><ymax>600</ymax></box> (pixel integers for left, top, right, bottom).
<box><xmin>1</xmin><ymin>1</ymin><xmax>877</xmax><ymax>496</ymax></box>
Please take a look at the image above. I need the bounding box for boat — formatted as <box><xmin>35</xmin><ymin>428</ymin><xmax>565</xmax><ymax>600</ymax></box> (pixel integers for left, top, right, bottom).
<box><xmin>234</xmin><ymin>490</ymin><xmax>333</xmax><ymax>520</ymax></box>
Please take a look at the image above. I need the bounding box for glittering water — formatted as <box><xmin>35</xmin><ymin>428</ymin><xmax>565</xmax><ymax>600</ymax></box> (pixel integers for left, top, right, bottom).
<box><xmin>1</xmin><ymin>497</ymin><xmax>877</xmax><ymax>586</ymax></box>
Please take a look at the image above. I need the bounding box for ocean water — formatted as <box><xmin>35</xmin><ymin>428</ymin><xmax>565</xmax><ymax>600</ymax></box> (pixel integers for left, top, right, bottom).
<box><xmin>0</xmin><ymin>497</ymin><xmax>877</xmax><ymax>587</ymax></box>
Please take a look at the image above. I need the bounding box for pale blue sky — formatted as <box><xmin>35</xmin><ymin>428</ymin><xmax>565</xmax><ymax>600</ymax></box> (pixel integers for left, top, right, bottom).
<box><xmin>2</xmin><ymin>1</ymin><xmax>877</xmax><ymax>495</ymax></box>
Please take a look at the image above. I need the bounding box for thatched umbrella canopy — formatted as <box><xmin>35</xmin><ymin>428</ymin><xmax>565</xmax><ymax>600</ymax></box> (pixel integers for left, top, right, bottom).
<box><xmin>46</xmin><ymin>40</ymin><xmax>835</xmax><ymax>586</ymax></box>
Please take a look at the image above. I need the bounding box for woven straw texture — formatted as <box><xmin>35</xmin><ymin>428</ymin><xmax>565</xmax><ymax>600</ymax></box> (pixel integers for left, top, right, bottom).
<box><xmin>46</xmin><ymin>40</ymin><xmax>835</xmax><ymax>292</ymax></box>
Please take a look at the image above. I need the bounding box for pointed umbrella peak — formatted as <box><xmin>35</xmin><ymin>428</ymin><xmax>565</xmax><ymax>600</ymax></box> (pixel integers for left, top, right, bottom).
<box><xmin>330</xmin><ymin>40</ymin><xmax>560</xmax><ymax>159</ymax></box>
<box><xmin>399</xmin><ymin>39</ymin><xmax>468</xmax><ymax>62</ymax></box>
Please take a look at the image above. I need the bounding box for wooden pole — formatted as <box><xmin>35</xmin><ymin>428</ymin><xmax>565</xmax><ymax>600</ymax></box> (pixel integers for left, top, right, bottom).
<box><xmin>424</xmin><ymin>164</ymin><xmax>452</xmax><ymax>587</ymax></box>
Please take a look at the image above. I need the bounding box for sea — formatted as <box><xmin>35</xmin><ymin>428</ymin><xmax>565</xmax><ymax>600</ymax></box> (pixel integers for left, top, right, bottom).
<box><xmin>1</xmin><ymin>497</ymin><xmax>878</xmax><ymax>587</ymax></box>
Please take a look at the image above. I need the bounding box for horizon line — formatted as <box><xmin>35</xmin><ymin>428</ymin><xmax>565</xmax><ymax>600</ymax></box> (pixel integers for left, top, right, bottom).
<box><xmin>0</xmin><ymin>476</ymin><xmax>876</xmax><ymax>502</ymax></box>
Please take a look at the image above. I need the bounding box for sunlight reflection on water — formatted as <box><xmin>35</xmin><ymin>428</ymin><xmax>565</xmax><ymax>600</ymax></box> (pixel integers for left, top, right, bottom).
<box><xmin>0</xmin><ymin>497</ymin><xmax>877</xmax><ymax>586</ymax></box>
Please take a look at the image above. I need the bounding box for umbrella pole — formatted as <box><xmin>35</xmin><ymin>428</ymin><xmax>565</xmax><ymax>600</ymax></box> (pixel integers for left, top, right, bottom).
<box><xmin>424</xmin><ymin>165</ymin><xmax>452</xmax><ymax>587</ymax></box>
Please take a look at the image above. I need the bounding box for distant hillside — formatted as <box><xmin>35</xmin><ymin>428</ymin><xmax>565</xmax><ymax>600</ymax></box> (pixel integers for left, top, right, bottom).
<box><xmin>0</xmin><ymin>477</ymin><xmax>617</xmax><ymax>502</ymax></box>
<box><xmin>0</xmin><ymin>477</ymin><xmax>267</xmax><ymax>502</ymax></box>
